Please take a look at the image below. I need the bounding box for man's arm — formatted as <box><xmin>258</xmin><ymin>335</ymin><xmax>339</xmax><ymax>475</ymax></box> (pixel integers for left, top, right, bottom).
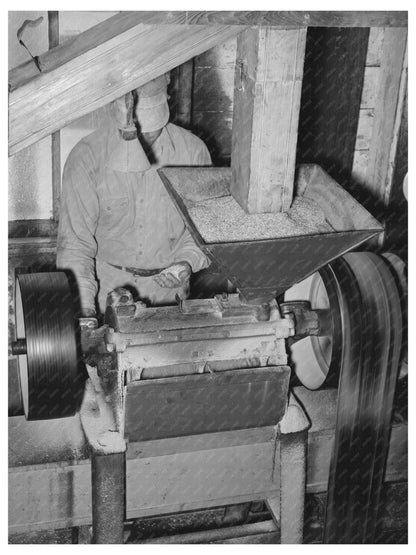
<box><xmin>154</xmin><ymin>132</ymin><xmax>212</xmax><ymax>288</ymax></box>
<box><xmin>168</xmin><ymin>139</ymin><xmax>212</xmax><ymax>272</ymax></box>
<box><xmin>56</xmin><ymin>143</ymin><xmax>99</xmax><ymax>315</ymax></box>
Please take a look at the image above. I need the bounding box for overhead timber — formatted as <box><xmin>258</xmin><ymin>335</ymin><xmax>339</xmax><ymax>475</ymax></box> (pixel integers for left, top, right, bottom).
<box><xmin>9</xmin><ymin>11</ymin><xmax>407</xmax><ymax>90</ymax></box>
<box><xmin>8</xmin><ymin>10</ymin><xmax>407</xmax><ymax>158</ymax></box>
<box><xmin>8</xmin><ymin>20</ymin><xmax>241</xmax><ymax>156</ymax></box>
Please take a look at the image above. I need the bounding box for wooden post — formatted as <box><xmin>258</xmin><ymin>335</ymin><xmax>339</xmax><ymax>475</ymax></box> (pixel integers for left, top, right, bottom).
<box><xmin>231</xmin><ymin>27</ymin><xmax>307</xmax><ymax>214</ymax></box>
<box><xmin>48</xmin><ymin>11</ymin><xmax>61</xmax><ymax>223</ymax></box>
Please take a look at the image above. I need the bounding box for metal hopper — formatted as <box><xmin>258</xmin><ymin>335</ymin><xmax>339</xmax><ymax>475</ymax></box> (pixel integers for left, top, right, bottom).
<box><xmin>158</xmin><ymin>164</ymin><xmax>383</xmax><ymax>304</ymax></box>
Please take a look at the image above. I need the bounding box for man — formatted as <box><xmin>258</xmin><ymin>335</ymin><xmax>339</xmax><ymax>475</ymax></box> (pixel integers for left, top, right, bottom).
<box><xmin>57</xmin><ymin>73</ymin><xmax>211</xmax><ymax>317</ymax></box>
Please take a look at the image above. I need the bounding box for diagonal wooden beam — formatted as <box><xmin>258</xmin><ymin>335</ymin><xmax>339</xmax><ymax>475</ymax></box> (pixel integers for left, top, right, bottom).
<box><xmin>8</xmin><ymin>21</ymin><xmax>241</xmax><ymax>156</ymax></box>
<box><xmin>8</xmin><ymin>12</ymin><xmax>189</xmax><ymax>91</ymax></box>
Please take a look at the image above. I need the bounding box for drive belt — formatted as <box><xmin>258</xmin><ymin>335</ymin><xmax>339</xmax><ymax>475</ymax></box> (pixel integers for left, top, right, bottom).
<box><xmin>322</xmin><ymin>253</ymin><xmax>403</xmax><ymax>543</ymax></box>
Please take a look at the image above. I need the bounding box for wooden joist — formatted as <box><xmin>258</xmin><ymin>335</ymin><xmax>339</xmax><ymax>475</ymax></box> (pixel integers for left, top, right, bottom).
<box><xmin>8</xmin><ymin>6</ymin><xmax>406</xmax><ymax>64</ymax></box>
<box><xmin>231</xmin><ymin>27</ymin><xmax>307</xmax><ymax>213</ymax></box>
<box><xmin>8</xmin><ymin>12</ymin><xmax>185</xmax><ymax>91</ymax></box>
<box><xmin>8</xmin><ymin>11</ymin><xmax>407</xmax><ymax>90</ymax></box>
<box><xmin>8</xmin><ymin>20</ymin><xmax>241</xmax><ymax>156</ymax></box>
<box><xmin>168</xmin><ymin>11</ymin><xmax>408</xmax><ymax>28</ymax></box>
<box><xmin>179</xmin><ymin>11</ymin><xmax>407</xmax><ymax>28</ymax></box>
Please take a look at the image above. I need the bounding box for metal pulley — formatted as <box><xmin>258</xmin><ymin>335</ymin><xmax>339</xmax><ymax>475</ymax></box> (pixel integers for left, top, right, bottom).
<box><xmin>284</xmin><ymin>252</ymin><xmax>405</xmax><ymax>392</ymax></box>
<box><xmin>13</xmin><ymin>272</ymin><xmax>80</xmax><ymax>420</ymax></box>
<box><xmin>283</xmin><ymin>269</ymin><xmax>342</xmax><ymax>390</ymax></box>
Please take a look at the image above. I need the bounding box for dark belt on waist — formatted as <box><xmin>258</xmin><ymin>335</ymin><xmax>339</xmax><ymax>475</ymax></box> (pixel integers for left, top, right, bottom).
<box><xmin>106</xmin><ymin>262</ymin><xmax>165</xmax><ymax>277</ymax></box>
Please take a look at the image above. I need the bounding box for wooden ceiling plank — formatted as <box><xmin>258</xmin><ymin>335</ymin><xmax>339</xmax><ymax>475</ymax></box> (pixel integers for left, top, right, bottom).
<box><xmin>9</xmin><ymin>11</ymin><xmax>189</xmax><ymax>90</ymax></box>
<box><xmin>9</xmin><ymin>23</ymin><xmax>241</xmax><ymax>156</ymax></box>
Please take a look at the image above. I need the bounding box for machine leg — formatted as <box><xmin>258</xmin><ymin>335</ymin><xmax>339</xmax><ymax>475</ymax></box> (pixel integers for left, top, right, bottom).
<box><xmin>91</xmin><ymin>451</ymin><xmax>126</xmax><ymax>544</ymax></box>
<box><xmin>279</xmin><ymin>430</ymin><xmax>307</xmax><ymax>544</ymax></box>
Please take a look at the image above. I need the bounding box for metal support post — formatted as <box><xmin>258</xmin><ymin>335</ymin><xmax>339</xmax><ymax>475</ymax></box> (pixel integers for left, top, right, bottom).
<box><xmin>91</xmin><ymin>451</ymin><xmax>126</xmax><ymax>544</ymax></box>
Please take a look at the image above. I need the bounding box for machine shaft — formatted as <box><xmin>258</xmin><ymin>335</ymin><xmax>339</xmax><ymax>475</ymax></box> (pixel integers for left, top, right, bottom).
<box><xmin>11</xmin><ymin>338</ymin><xmax>27</xmax><ymax>355</ymax></box>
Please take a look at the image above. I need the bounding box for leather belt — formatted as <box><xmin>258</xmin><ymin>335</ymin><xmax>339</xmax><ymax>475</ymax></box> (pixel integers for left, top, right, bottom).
<box><xmin>106</xmin><ymin>262</ymin><xmax>165</xmax><ymax>277</ymax></box>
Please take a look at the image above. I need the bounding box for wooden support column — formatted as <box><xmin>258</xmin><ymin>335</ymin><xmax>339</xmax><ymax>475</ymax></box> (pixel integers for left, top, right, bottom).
<box><xmin>48</xmin><ymin>11</ymin><xmax>61</xmax><ymax>223</ymax></box>
<box><xmin>231</xmin><ymin>27</ymin><xmax>307</xmax><ymax>213</ymax></box>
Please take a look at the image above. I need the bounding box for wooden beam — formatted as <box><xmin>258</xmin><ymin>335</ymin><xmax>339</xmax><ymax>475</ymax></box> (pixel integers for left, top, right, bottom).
<box><xmin>8</xmin><ymin>12</ymin><xmax>186</xmax><ymax>90</ymax></box>
<box><xmin>183</xmin><ymin>11</ymin><xmax>407</xmax><ymax>28</ymax></box>
<box><xmin>231</xmin><ymin>27</ymin><xmax>306</xmax><ymax>213</ymax></box>
<box><xmin>365</xmin><ymin>29</ymin><xmax>407</xmax><ymax>222</ymax></box>
<box><xmin>8</xmin><ymin>22</ymin><xmax>240</xmax><ymax>156</ymax></box>
<box><xmin>48</xmin><ymin>11</ymin><xmax>61</xmax><ymax>223</ymax></box>
<box><xmin>9</xmin><ymin>11</ymin><xmax>408</xmax><ymax>90</ymax></box>
<box><xmin>9</xmin><ymin>6</ymin><xmax>406</xmax><ymax>73</ymax></box>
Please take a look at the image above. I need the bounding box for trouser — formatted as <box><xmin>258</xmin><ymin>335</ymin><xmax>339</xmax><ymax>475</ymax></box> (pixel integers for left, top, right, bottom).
<box><xmin>96</xmin><ymin>260</ymin><xmax>189</xmax><ymax>314</ymax></box>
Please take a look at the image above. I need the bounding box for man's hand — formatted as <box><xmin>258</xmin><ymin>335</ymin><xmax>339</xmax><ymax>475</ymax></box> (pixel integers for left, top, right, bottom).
<box><xmin>80</xmin><ymin>308</ymin><xmax>97</xmax><ymax>318</ymax></box>
<box><xmin>153</xmin><ymin>262</ymin><xmax>191</xmax><ymax>288</ymax></box>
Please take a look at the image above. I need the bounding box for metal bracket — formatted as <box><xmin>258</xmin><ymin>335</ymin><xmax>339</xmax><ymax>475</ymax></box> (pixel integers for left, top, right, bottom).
<box><xmin>280</xmin><ymin>301</ymin><xmax>330</xmax><ymax>342</ymax></box>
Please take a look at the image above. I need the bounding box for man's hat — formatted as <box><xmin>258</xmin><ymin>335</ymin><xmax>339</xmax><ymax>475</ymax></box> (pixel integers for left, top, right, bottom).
<box><xmin>134</xmin><ymin>73</ymin><xmax>170</xmax><ymax>133</ymax></box>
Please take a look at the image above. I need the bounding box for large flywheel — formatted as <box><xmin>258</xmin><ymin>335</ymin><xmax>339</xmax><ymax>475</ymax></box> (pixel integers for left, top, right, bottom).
<box><xmin>13</xmin><ymin>272</ymin><xmax>80</xmax><ymax>420</ymax></box>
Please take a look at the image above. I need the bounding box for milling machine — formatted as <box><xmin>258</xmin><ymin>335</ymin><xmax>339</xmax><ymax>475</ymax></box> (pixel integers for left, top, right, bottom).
<box><xmin>11</xmin><ymin>165</ymin><xmax>403</xmax><ymax>543</ymax></box>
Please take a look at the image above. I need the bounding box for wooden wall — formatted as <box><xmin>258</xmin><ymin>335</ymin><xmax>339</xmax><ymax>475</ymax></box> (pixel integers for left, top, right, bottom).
<box><xmin>8</xmin><ymin>12</ymin><xmax>53</xmax><ymax>221</ymax></box>
<box><xmin>351</xmin><ymin>28</ymin><xmax>408</xmax><ymax>253</ymax></box>
<box><xmin>191</xmin><ymin>39</ymin><xmax>236</xmax><ymax>165</ymax></box>
<box><xmin>351</xmin><ymin>28</ymin><xmax>386</xmax><ymax>184</ymax></box>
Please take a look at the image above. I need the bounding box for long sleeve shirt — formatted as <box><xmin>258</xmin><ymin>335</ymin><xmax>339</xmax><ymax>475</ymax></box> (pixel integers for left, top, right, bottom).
<box><xmin>56</xmin><ymin>123</ymin><xmax>212</xmax><ymax>312</ymax></box>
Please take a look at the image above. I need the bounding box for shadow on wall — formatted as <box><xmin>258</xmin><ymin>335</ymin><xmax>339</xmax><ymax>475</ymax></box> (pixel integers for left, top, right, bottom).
<box><xmin>168</xmin><ymin>42</ymin><xmax>236</xmax><ymax>167</ymax></box>
<box><xmin>296</xmin><ymin>27</ymin><xmax>370</xmax><ymax>193</ymax></box>
<box><xmin>191</xmin><ymin>62</ymin><xmax>234</xmax><ymax>167</ymax></box>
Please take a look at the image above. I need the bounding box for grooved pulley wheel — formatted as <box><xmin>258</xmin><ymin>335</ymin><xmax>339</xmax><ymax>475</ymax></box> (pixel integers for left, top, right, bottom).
<box><xmin>284</xmin><ymin>266</ymin><xmax>342</xmax><ymax>389</ymax></box>
<box><xmin>14</xmin><ymin>272</ymin><xmax>79</xmax><ymax>420</ymax></box>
